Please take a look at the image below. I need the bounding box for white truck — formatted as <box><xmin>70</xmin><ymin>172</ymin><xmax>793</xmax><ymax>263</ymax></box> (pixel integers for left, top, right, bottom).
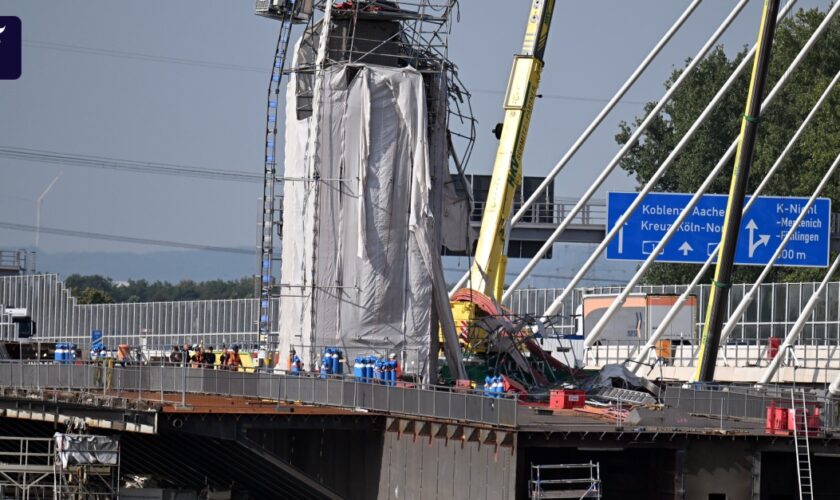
<box><xmin>0</xmin><ymin>306</ymin><xmax>34</xmax><ymax>340</ymax></box>
<box><xmin>575</xmin><ymin>293</ymin><xmax>697</xmax><ymax>344</ymax></box>
<box><xmin>538</xmin><ymin>293</ymin><xmax>697</xmax><ymax>368</ymax></box>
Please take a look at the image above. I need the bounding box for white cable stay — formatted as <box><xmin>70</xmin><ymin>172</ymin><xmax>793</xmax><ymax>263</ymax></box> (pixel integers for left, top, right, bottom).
<box><xmin>448</xmin><ymin>0</ymin><xmax>709</xmax><ymax>296</ymax></box>
<box><xmin>537</xmin><ymin>0</ymin><xmax>837</xmax><ymax>329</ymax></box>
<box><xmin>718</xmin><ymin>151</ymin><xmax>840</xmax><ymax>344</ymax></box>
<box><xmin>627</xmin><ymin>68</ymin><xmax>840</xmax><ymax>372</ymax></box>
<box><xmin>497</xmin><ymin>0</ymin><xmax>797</xmax><ymax>301</ymax></box>
<box><xmin>757</xmin><ymin>252</ymin><xmax>840</xmax><ymax>387</ymax></box>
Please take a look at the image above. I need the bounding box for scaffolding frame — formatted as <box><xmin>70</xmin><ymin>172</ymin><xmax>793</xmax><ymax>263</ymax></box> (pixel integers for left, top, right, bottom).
<box><xmin>52</xmin><ymin>434</ymin><xmax>120</xmax><ymax>500</ymax></box>
<box><xmin>0</xmin><ymin>436</ymin><xmax>56</xmax><ymax>500</ymax></box>
<box><xmin>255</xmin><ymin>1</ymin><xmax>476</xmax><ymax>351</ymax></box>
<box><xmin>529</xmin><ymin>461</ymin><xmax>602</xmax><ymax>499</ymax></box>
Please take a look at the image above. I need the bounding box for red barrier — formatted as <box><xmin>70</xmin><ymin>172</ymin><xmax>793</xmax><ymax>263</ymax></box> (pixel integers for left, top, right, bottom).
<box><xmin>549</xmin><ymin>390</ymin><xmax>585</xmax><ymax>410</ymax></box>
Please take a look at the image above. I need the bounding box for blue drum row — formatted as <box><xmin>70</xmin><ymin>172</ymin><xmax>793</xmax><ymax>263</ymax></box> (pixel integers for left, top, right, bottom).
<box><xmin>353</xmin><ymin>356</ymin><xmax>398</xmax><ymax>386</ymax></box>
<box><xmin>54</xmin><ymin>343</ymin><xmax>77</xmax><ymax>364</ymax></box>
<box><xmin>319</xmin><ymin>348</ymin><xmax>344</xmax><ymax>378</ymax></box>
<box><xmin>483</xmin><ymin>376</ymin><xmax>505</xmax><ymax>398</ymax></box>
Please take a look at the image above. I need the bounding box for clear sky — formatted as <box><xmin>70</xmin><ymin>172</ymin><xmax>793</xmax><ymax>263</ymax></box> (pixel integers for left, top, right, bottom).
<box><xmin>0</xmin><ymin>0</ymin><xmax>833</xmax><ymax>267</ymax></box>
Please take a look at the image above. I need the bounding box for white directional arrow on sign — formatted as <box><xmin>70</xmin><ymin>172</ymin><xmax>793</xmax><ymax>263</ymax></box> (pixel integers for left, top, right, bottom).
<box><xmin>618</xmin><ymin>226</ymin><xmax>624</xmax><ymax>254</ymax></box>
<box><xmin>746</xmin><ymin>219</ymin><xmax>770</xmax><ymax>258</ymax></box>
<box><xmin>678</xmin><ymin>242</ymin><xmax>693</xmax><ymax>256</ymax></box>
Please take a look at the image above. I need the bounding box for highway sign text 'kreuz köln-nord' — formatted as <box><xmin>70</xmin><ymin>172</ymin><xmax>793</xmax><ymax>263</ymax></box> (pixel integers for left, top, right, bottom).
<box><xmin>606</xmin><ymin>192</ymin><xmax>831</xmax><ymax>267</ymax></box>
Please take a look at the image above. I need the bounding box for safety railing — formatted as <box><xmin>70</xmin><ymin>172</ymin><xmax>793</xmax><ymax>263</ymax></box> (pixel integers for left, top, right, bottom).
<box><xmin>658</xmin><ymin>382</ymin><xmax>840</xmax><ymax>431</ymax></box>
<box><xmin>583</xmin><ymin>339</ymin><xmax>840</xmax><ymax>371</ymax></box>
<box><xmin>471</xmin><ymin>198</ymin><xmax>607</xmax><ymax>227</ymax></box>
<box><xmin>0</xmin><ymin>359</ymin><xmax>519</xmax><ymax>428</ymax></box>
<box><xmin>0</xmin><ymin>250</ymin><xmax>29</xmax><ymax>273</ymax></box>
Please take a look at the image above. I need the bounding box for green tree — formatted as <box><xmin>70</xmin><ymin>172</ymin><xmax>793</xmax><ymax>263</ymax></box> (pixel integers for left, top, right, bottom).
<box><xmin>64</xmin><ymin>274</ymin><xmax>256</xmax><ymax>303</ymax></box>
<box><xmin>615</xmin><ymin>8</ymin><xmax>840</xmax><ymax>285</ymax></box>
<box><xmin>77</xmin><ymin>287</ymin><xmax>114</xmax><ymax>304</ymax></box>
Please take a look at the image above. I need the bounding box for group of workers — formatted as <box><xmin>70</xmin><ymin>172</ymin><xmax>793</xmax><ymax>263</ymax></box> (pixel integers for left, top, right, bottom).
<box><xmin>169</xmin><ymin>344</ymin><xmax>242</xmax><ymax>370</ymax></box>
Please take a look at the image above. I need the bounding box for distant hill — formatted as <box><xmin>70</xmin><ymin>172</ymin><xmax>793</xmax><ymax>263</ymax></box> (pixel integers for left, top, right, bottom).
<box><xmin>36</xmin><ymin>250</ymin><xmax>254</xmax><ymax>282</ymax></box>
<box><xmin>33</xmin><ymin>243</ymin><xmax>636</xmax><ymax>287</ymax></box>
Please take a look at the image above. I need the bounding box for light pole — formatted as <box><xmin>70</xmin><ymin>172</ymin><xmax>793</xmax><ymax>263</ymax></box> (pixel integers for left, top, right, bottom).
<box><xmin>35</xmin><ymin>172</ymin><xmax>62</xmax><ymax>252</ymax></box>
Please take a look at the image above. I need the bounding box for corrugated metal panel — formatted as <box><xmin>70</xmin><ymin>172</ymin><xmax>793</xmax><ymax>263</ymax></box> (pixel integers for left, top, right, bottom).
<box><xmin>505</xmin><ymin>281</ymin><xmax>840</xmax><ymax>344</ymax></box>
<box><xmin>0</xmin><ymin>274</ymin><xmax>273</xmax><ymax>348</ymax></box>
<box><xmin>3</xmin><ymin>274</ymin><xmax>839</xmax><ymax>348</ymax></box>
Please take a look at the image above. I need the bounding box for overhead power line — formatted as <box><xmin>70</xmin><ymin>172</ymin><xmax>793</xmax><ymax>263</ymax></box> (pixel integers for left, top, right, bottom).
<box><xmin>24</xmin><ymin>39</ymin><xmax>646</xmax><ymax>105</ymax></box>
<box><xmin>0</xmin><ymin>220</ymin><xmax>252</xmax><ymax>255</ymax></box>
<box><xmin>442</xmin><ymin>267</ymin><xmax>624</xmax><ymax>284</ymax></box>
<box><xmin>470</xmin><ymin>88</ymin><xmax>649</xmax><ymax>106</ymax></box>
<box><xmin>23</xmin><ymin>40</ymin><xmax>266</xmax><ymax>73</ymax></box>
<box><xmin>0</xmin><ymin>146</ymin><xmax>262</xmax><ymax>183</ymax></box>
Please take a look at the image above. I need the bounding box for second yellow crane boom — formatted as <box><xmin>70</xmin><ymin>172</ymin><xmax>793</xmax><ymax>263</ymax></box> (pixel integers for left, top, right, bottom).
<box><xmin>451</xmin><ymin>0</ymin><xmax>556</xmax><ymax>353</ymax></box>
<box><xmin>467</xmin><ymin>0</ymin><xmax>555</xmax><ymax>297</ymax></box>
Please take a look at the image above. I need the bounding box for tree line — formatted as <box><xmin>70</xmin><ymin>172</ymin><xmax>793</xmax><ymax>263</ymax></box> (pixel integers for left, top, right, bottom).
<box><xmin>616</xmin><ymin>7</ymin><xmax>839</xmax><ymax>285</ymax></box>
<box><xmin>65</xmin><ymin>274</ymin><xmax>254</xmax><ymax>304</ymax></box>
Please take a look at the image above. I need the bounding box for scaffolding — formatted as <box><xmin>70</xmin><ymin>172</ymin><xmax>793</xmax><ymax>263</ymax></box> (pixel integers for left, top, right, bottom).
<box><xmin>255</xmin><ymin>1</ymin><xmax>475</xmax><ymax>354</ymax></box>
<box><xmin>529</xmin><ymin>461</ymin><xmax>602</xmax><ymax>499</ymax></box>
<box><xmin>0</xmin><ymin>436</ymin><xmax>56</xmax><ymax>499</ymax></box>
<box><xmin>53</xmin><ymin>433</ymin><xmax>120</xmax><ymax>499</ymax></box>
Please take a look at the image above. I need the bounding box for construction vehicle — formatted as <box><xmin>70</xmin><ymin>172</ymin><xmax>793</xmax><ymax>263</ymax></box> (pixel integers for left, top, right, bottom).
<box><xmin>445</xmin><ymin>0</ymin><xmax>570</xmax><ymax>390</ymax></box>
<box><xmin>531</xmin><ymin>293</ymin><xmax>697</xmax><ymax>369</ymax></box>
<box><xmin>0</xmin><ymin>306</ymin><xmax>34</xmax><ymax>339</ymax></box>
<box><xmin>575</xmin><ymin>294</ymin><xmax>697</xmax><ymax>344</ymax></box>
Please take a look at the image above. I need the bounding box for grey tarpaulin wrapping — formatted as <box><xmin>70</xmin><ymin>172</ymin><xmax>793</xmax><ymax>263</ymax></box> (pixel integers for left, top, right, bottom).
<box><xmin>278</xmin><ymin>34</ymin><xmax>469</xmax><ymax>380</ymax></box>
<box><xmin>54</xmin><ymin>433</ymin><xmax>119</xmax><ymax>468</ymax></box>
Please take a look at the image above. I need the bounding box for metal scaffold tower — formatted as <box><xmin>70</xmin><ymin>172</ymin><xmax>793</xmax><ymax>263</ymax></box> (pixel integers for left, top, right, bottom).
<box><xmin>0</xmin><ymin>437</ymin><xmax>56</xmax><ymax>499</ymax></box>
<box><xmin>255</xmin><ymin>0</ymin><xmax>475</xmax><ymax>359</ymax></box>
<box><xmin>255</xmin><ymin>1</ymin><xmax>314</xmax><ymax>349</ymax></box>
<box><xmin>53</xmin><ymin>433</ymin><xmax>120</xmax><ymax>499</ymax></box>
<box><xmin>529</xmin><ymin>461</ymin><xmax>601</xmax><ymax>499</ymax></box>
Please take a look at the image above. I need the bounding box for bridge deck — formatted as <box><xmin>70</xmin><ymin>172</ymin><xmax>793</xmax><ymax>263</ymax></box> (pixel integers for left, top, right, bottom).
<box><xmin>0</xmin><ymin>360</ymin><xmax>837</xmax><ymax>439</ymax></box>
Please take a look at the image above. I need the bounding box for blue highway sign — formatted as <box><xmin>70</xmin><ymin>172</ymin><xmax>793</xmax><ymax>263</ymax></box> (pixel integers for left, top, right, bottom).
<box><xmin>606</xmin><ymin>192</ymin><xmax>831</xmax><ymax>267</ymax></box>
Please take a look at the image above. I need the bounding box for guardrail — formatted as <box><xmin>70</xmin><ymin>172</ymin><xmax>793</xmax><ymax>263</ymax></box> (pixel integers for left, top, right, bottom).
<box><xmin>583</xmin><ymin>339</ymin><xmax>840</xmax><ymax>371</ymax></box>
<box><xmin>659</xmin><ymin>383</ymin><xmax>840</xmax><ymax>430</ymax></box>
<box><xmin>0</xmin><ymin>360</ymin><xmax>519</xmax><ymax>428</ymax></box>
<box><xmin>471</xmin><ymin>198</ymin><xmax>607</xmax><ymax>227</ymax></box>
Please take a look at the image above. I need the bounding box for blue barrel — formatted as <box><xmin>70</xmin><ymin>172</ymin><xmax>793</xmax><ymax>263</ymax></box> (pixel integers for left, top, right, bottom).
<box><xmin>331</xmin><ymin>351</ymin><xmax>341</xmax><ymax>375</ymax></box>
<box><xmin>54</xmin><ymin>343</ymin><xmax>66</xmax><ymax>364</ymax></box>
<box><xmin>364</xmin><ymin>357</ymin><xmax>374</xmax><ymax>383</ymax></box>
<box><xmin>390</xmin><ymin>361</ymin><xmax>398</xmax><ymax>386</ymax></box>
<box><xmin>353</xmin><ymin>357</ymin><xmax>364</xmax><ymax>380</ymax></box>
<box><xmin>494</xmin><ymin>376</ymin><xmax>504</xmax><ymax>398</ymax></box>
<box><xmin>320</xmin><ymin>356</ymin><xmax>331</xmax><ymax>378</ymax></box>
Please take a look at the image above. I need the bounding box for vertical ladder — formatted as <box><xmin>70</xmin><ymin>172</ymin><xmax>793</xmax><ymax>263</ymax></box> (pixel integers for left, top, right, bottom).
<box><xmin>791</xmin><ymin>388</ymin><xmax>814</xmax><ymax>500</ymax></box>
<box><xmin>257</xmin><ymin>3</ymin><xmax>298</xmax><ymax>350</ymax></box>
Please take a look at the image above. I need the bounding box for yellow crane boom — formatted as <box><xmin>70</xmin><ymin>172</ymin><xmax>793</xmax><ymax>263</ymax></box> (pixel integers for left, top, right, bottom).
<box><xmin>450</xmin><ymin>1</ymin><xmax>556</xmax><ymax>356</ymax></box>
<box><xmin>467</xmin><ymin>0</ymin><xmax>555</xmax><ymax>297</ymax></box>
